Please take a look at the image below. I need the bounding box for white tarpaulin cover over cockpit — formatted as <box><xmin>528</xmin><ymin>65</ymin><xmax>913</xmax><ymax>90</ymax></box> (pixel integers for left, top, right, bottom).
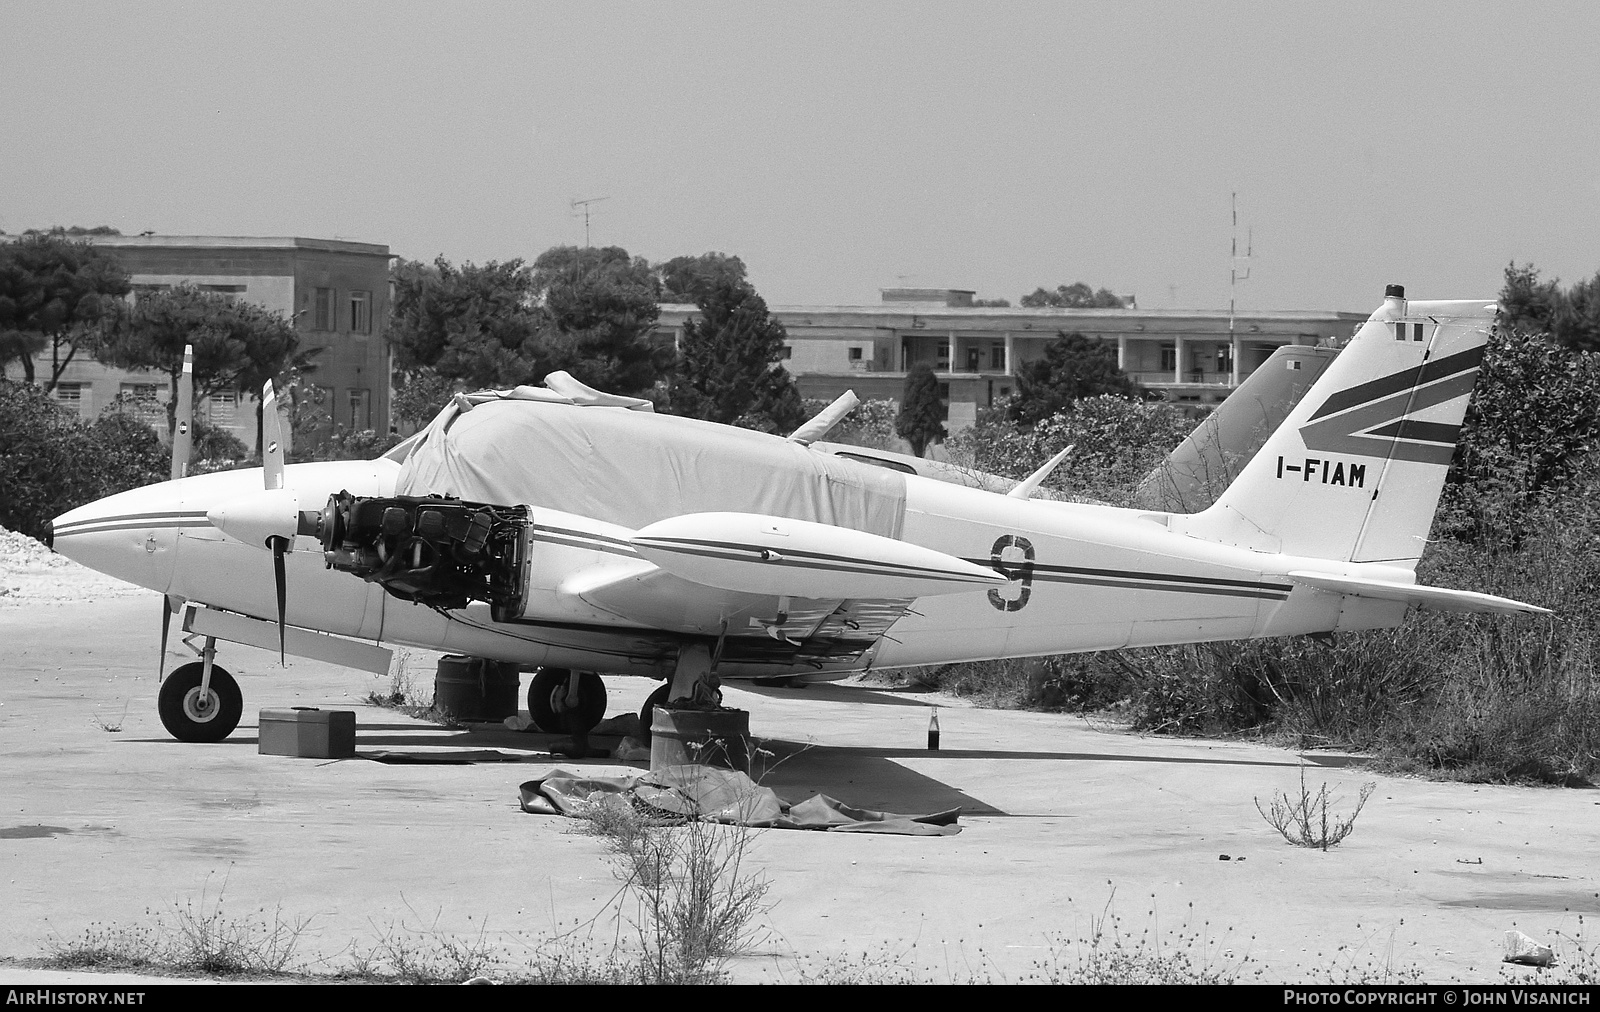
<box><xmin>395</xmin><ymin>390</ymin><xmax>907</xmax><ymax>539</ymax></box>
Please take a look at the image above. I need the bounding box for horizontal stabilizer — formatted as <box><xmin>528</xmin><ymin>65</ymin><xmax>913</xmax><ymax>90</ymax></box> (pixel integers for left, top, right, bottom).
<box><xmin>631</xmin><ymin>512</ymin><xmax>1006</xmax><ymax>600</ymax></box>
<box><xmin>1286</xmin><ymin>571</ymin><xmax>1549</xmax><ymax>615</ymax></box>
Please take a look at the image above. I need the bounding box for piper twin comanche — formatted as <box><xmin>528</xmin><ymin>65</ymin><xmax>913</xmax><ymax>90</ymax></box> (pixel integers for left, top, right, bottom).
<box><xmin>48</xmin><ymin>285</ymin><xmax>1547</xmax><ymax>743</ymax></box>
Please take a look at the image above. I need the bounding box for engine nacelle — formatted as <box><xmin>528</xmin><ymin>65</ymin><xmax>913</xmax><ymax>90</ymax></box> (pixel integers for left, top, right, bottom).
<box><xmin>305</xmin><ymin>492</ymin><xmax>530</xmax><ymax>620</ymax></box>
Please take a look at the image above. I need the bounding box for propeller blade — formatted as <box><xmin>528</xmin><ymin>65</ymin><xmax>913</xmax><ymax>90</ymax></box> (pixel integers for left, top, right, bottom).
<box><xmin>270</xmin><ymin>536</ymin><xmax>288</xmax><ymax>665</ymax></box>
<box><xmin>262</xmin><ymin>379</ymin><xmax>285</xmax><ymax>491</ymax></box>
<box><xmin>159</xmin><ymin>594</ymin><xmax>173</xmax><ymax>677</ymax></box>
<box><xmin>170</xmin><ymin>345</ymin><xmax>194</xmax><ymax>480</ymax></box>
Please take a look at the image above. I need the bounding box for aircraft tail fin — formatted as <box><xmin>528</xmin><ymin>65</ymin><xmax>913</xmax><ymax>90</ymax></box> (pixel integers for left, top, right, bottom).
<box><xmin>1174</xmin><ymin>287</ymin><xmax>1497</xmax><ymax>566</ymax></box>
<box><xmin>1133</xmin><ymin>344</ymin><xmax>1337</xmax><ymax>512</ymax></box>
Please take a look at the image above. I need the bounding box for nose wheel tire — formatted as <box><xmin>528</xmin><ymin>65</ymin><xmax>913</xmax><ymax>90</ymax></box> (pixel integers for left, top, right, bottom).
<box><xmin>527</xmin><ymin>667</ymin><xmax>606</xmax><ymax>734</ymax></box>
<box><xmin>157</xmin><ymin>662</ymin><xmax>243</xmax><ymax>743</ymax></box>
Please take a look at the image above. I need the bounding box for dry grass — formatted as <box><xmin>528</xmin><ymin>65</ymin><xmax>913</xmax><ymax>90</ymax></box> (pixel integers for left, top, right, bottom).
<box><xmin>1255</xmin><ymin>766</ymin><xmax>1377</xmax><ymax>851</ymax></box>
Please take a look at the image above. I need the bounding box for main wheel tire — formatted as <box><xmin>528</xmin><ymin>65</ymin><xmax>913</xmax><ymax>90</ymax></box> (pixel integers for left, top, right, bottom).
<box><xmin>157</xmin><ymin>662</ymin><xmax>243</xmax><ymax>743</ymax></box>
<box><xmin>638</xmin><ymin>682</ymin><xmax>672</xmax><ymax>743</ymax></box>
<box><xmin>527</xmin><ymin>667</ymin><xmax>606</xmax><ymax>734</ymax></box>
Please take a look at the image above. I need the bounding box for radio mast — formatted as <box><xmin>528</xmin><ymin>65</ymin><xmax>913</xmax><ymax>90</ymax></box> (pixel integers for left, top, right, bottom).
<box><xmin>1229</xmin><ymin>192</ymin><xmax>1253</xmax><ymax>385</ymax></box>
<box><xmin>571</xmin><ymin>196</ymin><xmax>610</xmax><ymax>248</ymax></box>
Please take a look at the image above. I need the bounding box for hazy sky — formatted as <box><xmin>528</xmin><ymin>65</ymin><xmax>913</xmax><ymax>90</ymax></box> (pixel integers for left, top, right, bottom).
<box><xmin>4</xmin><ymin>1</ymin><xmax>1597</xmax><ymax>313</ymax></box>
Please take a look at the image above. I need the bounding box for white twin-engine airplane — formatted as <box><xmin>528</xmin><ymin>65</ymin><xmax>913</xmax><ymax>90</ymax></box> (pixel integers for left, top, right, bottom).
<box><xmin>49</xmin><ymin>285</ymin><xmax>1547</xmax><ymax>743</ymax></box>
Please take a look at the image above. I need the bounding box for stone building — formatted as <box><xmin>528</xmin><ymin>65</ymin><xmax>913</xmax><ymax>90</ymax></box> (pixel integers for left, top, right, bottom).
<box><xmin>5</xmin><ymin>235</ymin><xmax>393</xmax><ymax>449</ymax></box>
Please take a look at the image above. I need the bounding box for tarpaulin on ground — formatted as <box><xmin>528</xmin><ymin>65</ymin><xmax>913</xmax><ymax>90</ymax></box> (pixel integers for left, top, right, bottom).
<box><xmin>359</xmin><ymin>749</ymin><xmax>547</xmax><ymax>764</ymax></box>
<box><xmin>519</xmin><ymin>765</ymin><xmax>961</xmax><ymax>836</ymax></box>
<box><xmin>396</xmin><ymin>396</ymin><xmax>907</xmax><ymax>538</ymax></box>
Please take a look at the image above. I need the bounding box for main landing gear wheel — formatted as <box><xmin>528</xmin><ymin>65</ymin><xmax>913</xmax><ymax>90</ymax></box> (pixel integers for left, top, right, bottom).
<box><xmin>638</xmin><ymin>682</ymin><xmax>671</xmax><ymax>743</ymax></box>
<box><xmin>157</xmin><ymin>662</ymin><xmax>243</xmax><ymax>743</ymax></box>
<box><xmin>528</xmin><ymin>667</ymin><xmax>606</xmax><ymax>734</ymax></box>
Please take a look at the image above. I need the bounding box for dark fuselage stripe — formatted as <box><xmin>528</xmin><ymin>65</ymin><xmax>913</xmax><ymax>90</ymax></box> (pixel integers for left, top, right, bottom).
<box><xmin>1028</xmin><ymin>570</ymin><xmax>1290</xmax><ymax>599</ymax></box>
<box><xmin>53</xmin><ymin>516</ymin><xmax>210</xmax><ymax>537</ymax></box>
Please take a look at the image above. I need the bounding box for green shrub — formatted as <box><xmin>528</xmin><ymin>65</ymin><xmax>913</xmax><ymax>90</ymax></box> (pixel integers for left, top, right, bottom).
<box><xmin>946</xmin><ymin>395</ymin><xmax>1193</xmax><ymax>504</ymax></box>
<box><xmin>191</xmin><ymin>419</ymin><xmax>250</xmax><ymax>466</ymax></box>
<box><xmin>0</xmin><ymin>380</ymin><xmax>165</xmax><ymax>541</ymax></box>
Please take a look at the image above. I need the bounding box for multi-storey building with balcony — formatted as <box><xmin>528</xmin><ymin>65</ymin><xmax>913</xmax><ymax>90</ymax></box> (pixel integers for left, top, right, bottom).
<box><xmin>658</xmin><ymin>288</ymin><xmax>1365</xmax><ymax>430</ymax></box>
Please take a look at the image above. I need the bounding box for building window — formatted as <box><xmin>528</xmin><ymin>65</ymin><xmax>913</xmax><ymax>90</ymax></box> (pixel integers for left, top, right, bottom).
<box><xmin>119</xmin><ymin>383</ymin><xmax>164</xmax><ymax>427</ymax></box>
<box><xmin>848</xmin><ymin>347</ymin><xmax>863</xmax><ymax>361</ymax></box>
<box><xmin>349</xmin><ymin>388</ymin><xmax>370</xmax><ymax>430</ymax></box>
<box><xmin>349</xmin><ymin>291</ymin><xmax>371</xmax><ymax>335</ymax></box>
<box><xmin>55</xmin><ymin>383</ymin><xmax>86</xmax><ymax>417</ymax></box>
<box><xmin>990</xmin><ymin>345</ymin><xmax>1005</xmax><ymax>370</ymax></box>
<box><xmin>207</xmin><ymin>389</ymin><xmax>239</xmax><ymax>425</ymax></box>
<box><xmin>1217</xmin><ymin>344</ymin><xmax>1233</xmax><ymax>371</ymax></box>
<box><xmin>779</xmin><ymin>345</ymin><xmax>792</xmax><ymax>360</ymax></box>
<box><xmin>1160</xmin><ymin>343</ymin><xmax>1177</xmax><ymax>371</ymax></box>
<box><xmin>313</xmin><ymin>288</ymin><xmax>335</xmax><ymax>331</ymax></box>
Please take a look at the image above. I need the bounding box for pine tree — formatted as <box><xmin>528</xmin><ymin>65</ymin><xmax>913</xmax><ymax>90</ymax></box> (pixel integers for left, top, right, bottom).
<box><xmin>668</xmin><ymin>280</ymin><xmax>805</xmax><ymax>433</ymax></box>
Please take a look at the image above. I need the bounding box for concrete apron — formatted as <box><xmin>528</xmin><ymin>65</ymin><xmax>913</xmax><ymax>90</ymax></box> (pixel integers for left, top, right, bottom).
<box><xmin>1</xmin><ymin>593</ymin><xmax>1596</xmax><ymax>984</ymax></box>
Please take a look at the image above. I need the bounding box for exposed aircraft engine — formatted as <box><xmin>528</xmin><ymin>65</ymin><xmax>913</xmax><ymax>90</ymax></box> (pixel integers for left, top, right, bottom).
<box><xmin>304</xmin><ymin>492</ymin><xmax>530</xmax><ymax>620</ymax></box>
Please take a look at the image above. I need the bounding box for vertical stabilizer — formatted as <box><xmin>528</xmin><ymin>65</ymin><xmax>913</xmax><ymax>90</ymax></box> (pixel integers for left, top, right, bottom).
<box><xmin>1173</xmin><ymin>287</ymin><xmax>1496</xmax><ymax>565</ymax></box>
<box><xmin>1134</xmin><ymin>344</ymin><xmax>1338</xmax><ymax>512</ymax></box>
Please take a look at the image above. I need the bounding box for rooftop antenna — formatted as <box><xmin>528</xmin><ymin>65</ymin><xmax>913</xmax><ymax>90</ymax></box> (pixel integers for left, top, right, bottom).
<box><xmin>1228</xmin><ymin>192</ymin><xmax>1252</xmax><ymax>385</ymax></box>
<box><xmin>570</xmin><ymin>196</ymin><xmax>609</xmax><ymax>248</ymax></box>
<box><xmin>1229</xmin><ymin>191</ymin><xmax>1252</xmax><ymax>337</ymax></box>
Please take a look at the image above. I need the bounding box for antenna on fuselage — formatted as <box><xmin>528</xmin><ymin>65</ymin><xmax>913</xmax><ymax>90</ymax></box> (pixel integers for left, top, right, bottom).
<box><xmin>570</xmin><ymin>196</ymin><xmax>610</xmax><ymax>248</ymax></box>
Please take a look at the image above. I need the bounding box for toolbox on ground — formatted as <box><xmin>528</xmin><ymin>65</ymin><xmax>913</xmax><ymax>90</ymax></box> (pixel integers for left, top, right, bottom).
<box><xmin>259</xmin><ymin>707</ymin><xmax>356</xmax><ymax>759</ymax></box>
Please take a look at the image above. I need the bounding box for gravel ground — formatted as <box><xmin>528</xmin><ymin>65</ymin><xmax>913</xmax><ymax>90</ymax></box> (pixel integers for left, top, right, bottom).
<box><xmin>0</xmin><ymin>525</ymin><xmax>147</xmax><ymax>606</ymax></box>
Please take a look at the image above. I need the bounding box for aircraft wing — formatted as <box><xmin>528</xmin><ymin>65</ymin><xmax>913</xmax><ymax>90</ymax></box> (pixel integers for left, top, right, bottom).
<box><xmin>1286</xmin><ymin>571</ymin><xmax>1549</xmax><ymax>615</ymax></box>
<box><xmin>564</xmin><ymin>560</ymin><xmax>916</xmax><ymax>670</ymax></box>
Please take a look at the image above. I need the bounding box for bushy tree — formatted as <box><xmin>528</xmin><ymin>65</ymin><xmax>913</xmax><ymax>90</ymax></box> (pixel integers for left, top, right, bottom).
<box><xmin>531</xmin><ymin>245</ymin><xmax>669</xmax><ymax>395</ymax></box>
<box><xmin>389</xmin><ymin>366</ymin><xmax>457</xmax><ymax>431</ymax></box>
<box><xmin>1009</xmin><ymin>331</ymin><xmax>1141</xmax><ymax>425</ymax></box>
<box><xmin>94</xmin><ymin>285</ymin><xmax>301</xmax><ymax>443</ymax></box>
<box><xmin>1019</xmin><ymin>282</ymin><xmax>1127</xmax><ymax>309</ymax></box>
<box><xmin>1436</xmin><ymin>264</ymin><xmax>1600</xmax><ymax>543</ymax></box>
<box><xmin>0</xmin><ymin>234</ymin><xmax>130</xmax><ymax>388</ymax></box>
<box><xmin>895</xmin><ymin>364</ymin><xmax>946</xmax><ymax>457</ymax></box>
<box><xmin>389</xmin><ymin>247</ymin><xmax>673</xmax><ymax>400</ymax></box>
<box><xmin>1500</xmin><ymin>262</ymin><xmax>1600</xmax><ymax>353</ymax></box>
<box><xmin>657</xmin><ymin>252</ymin><xmax>747</xmax><ymax>305</ymax></box>
<box><xmin>667</xmin><ymin>271</ymin><xmax>805</xmax><ymax>433</ymax></box>
<box><xmin>388</xmin><ymin>257</ymin><xmax>542</xmax><ymax>391</ymax></box>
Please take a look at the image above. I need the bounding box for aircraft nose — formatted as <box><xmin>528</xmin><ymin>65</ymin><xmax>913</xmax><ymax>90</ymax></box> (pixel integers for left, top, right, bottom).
<box><xmin>50</xmin><ymin>483</ymin><xmax>210</xmax><ymax>593</ymax></box>
<box><xmin>42</xmin><ymin>518</ymin><xmax>53</xmax><ymax>551</ymax></box>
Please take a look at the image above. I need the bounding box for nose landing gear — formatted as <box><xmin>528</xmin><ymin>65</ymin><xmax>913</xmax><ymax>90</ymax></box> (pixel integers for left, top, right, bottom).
<box><xmin>157</xmin><ymin>661</ymin><xmax>242</xmax><ymax>742</ymax></box>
